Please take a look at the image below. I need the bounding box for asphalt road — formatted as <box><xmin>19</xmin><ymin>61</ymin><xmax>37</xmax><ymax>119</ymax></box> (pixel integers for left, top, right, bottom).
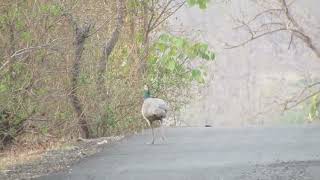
<box><xmin>39</xmin><ymin>125</ymin><xmax>320</xmax><ymax>180</ymax></box>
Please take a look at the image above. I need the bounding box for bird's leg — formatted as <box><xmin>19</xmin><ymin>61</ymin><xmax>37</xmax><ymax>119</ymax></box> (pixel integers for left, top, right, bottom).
<box><xmin>159</xmin><ymin>120</ymin><xmax>166</xmax><ymax>143</ymax></box>
<box><xmin>143</xmin><ymin>115</ymin><xmax>154</xmax><ymax>144</ymax></box>
<box><xmin>150</xmin><ymin>122</ymin><xmax>155</xmax><ymax>144</ymax></box>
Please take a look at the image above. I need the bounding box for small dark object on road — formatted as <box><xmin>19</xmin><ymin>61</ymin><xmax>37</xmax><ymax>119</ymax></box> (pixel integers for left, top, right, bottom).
<box><xmin>205</xmin><ymin>125</ymin><xmax>212</xmax><ymax>127</ymax></box>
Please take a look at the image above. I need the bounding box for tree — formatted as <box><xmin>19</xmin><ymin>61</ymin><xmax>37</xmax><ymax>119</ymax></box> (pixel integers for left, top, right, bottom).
<box><xmin>0</xmin><ymin>0</ymin><xmax>214</xmax><ymax>148</ymax></box>
<box><xmin>96</xmin><ymin>0</ymin><xmax>124</xmax><ymax>94</ymax></box>
<box><xmin>226</xmin><ymin>0</ymin><xmax>320</xmax><ymax>58</ymax></box>
<box><xmin>226</xmin><ymin>0</ymin><xmax>320</xmax><ymax>121</ymax></box>
<box><xmin>64</xmin><ymin>13</ymin><xmax>93</xmax><ymax>139</ymax></box>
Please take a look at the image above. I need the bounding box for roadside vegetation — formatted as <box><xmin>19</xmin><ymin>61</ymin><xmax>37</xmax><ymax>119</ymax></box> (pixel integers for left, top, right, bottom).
<box><xmin>0</xmin><ymin>0</ymin><xmax>213</xmax><ymax>168</ymax></box>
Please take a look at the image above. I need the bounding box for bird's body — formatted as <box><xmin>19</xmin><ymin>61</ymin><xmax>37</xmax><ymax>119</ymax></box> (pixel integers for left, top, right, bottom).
<box><xmin>141</xmin><ymin>86</ymin><xmax>168</xmax><ymax>144</ymax></box>
<box><xmin>142</xmin><ymin>98</ymin><xmax>168</xmax><ymax>124</ymax></box>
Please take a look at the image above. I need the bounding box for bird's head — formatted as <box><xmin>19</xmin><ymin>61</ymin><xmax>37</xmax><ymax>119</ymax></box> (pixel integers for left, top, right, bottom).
<box><xmin>143</xmin><ymin>84</ymin><xmax>151</xmax><ymax>99</ymax></box>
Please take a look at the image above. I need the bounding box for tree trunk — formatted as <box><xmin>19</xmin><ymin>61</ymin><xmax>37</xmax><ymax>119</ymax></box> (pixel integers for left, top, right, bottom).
<box><xmin>138</xmin><ymin>1</ymin><xmax>150</xmax><ymax>75</ymax></box>
<box><xmin>69</xmin><ymin>22</ymin><xmax>92</xmax><ymax>139</ymax></box>
<box><xmin>96</xmin><ymin>0</ymin><xmax>124</xmax><ymax>94</ymax></box>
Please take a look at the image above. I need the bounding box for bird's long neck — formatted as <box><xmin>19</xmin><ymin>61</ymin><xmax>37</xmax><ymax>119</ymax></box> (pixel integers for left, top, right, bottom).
<box><xmin>143</xmin><ymin>89</ymin><xmax>151</xmax><ymax>99</ymax></box>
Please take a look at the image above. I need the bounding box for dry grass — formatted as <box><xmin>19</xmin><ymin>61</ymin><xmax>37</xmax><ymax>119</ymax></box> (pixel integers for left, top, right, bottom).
<box><xmin>0</xmin><ymin>137</ymin><xmax>71</xmax><ymax>171</ymax></box>
<box><xmin>0</xmin><ymin>133</ymin><xmax>125</xmax><ymax>172</ymax></box>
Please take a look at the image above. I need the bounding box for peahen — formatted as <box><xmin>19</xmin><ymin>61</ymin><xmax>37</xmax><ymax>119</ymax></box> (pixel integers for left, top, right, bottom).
<box><xmin>141</xmin><ymin>85</ymin><xmax>169</xmax><ymax>144</ymax></box>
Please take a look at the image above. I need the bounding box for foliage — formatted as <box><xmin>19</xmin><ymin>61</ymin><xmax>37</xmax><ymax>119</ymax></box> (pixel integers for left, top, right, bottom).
<box><xmin>281</xmin><ymin>78</ymin><xmax>320</xmax><ymax>123</ymax></box>
<box><xmin>308</xmin><ymin>94</ymin><xmax>320</xmax><ymax>122</ymax></box>
<box><xmin>0</xmin><ymin>0</ymin><xmax>214</xmax><ymax>149</ymax></box>
<box><xmin>147</xmin><ymin>33</ymin><xmax>214</xmax><ymax>94</ymax></box>
<box><xmin>187</xmin><ymin>0</ymin><xmax>210</xmax><ymax>9</ymax></box>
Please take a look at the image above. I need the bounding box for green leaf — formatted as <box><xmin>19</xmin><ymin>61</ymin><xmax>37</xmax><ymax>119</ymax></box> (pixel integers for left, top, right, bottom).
<box><xmin>147</xmin><ymin>33</ymin><xmax>214</xmax><ymax>90</ymax></box>
<box><xmin>168</xmin><ymin>60</ymin><xmax>176</xmax><ymax>71</ymax></box>
<box><xmin>191</xmin><ymin>69</ymin><xmax>205</xmax><ymax>83</ymax></box>
<box><xmin>0</xmin><ymin>15</ymin><xmax>6</xmax><ymax>26</ymax></box>
<box><xmin>309</xmin><ymin>94</ymin><xmax>320</xmax><ymax>121</ymax></box>
<box><xmin>191</xmin><ymin>69</ymin><xmax>201</xmax><ymax>78</ymax></box>
<box><xmin>0</xmin><ymin>84</ymin><xmax>7</xmax><ymax>93</ymax></box>
<box><xmin>15</xmin><ymin>19</ymin><xmax>24</xmax><ymax>30</ymax></box>
<box><xmin>155</xmin><ymin>42</ymin><xmax>167</xmax><ymax>52</ymax></box>
<box><xmin>41</xmin><ymin>127</ymin><xmax>49</xmax><ymax>134</ymax></box>
<box><xmin>174</xmin><ymin>37</ymin><xmax>185</xmax><ymax>48</ymax></box>
<box><xmin>208</xmin><ymin>51</ymin><xmax>215</xmax><ymax>60</ymax></box>
<box><xmin>135</xmin><ymin>32</ymin><xmax>144</xmax><ymax>43</ymax></box>
<box><xmin>50</xmin><ymin>5</ymin><xmax>62</xmax><ymax>16</ymax></box>
<box><xmin>21</xmin><ymin>31</ymin><xmax>32</xmax><ymax>42</ymax></box>
<box><xmin>187</xmin><ymin>0</ymin><xmax>210</xmax><ymax>9</ymax></box>
<box><xmin>149</xmin><ymin>55</ymin><xmax>157</xmax><ymax>64</ymax></box>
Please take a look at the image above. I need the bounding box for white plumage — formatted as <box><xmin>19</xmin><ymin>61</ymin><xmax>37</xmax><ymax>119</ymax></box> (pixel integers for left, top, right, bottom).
<box><xmin>142</xmin><ymin>98</ymin><xmax>168</xmax><ymax>124</ymax></box>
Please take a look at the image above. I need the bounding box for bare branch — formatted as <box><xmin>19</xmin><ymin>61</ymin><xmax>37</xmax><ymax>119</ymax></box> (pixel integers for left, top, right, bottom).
<box><xmin>150</xmin><ymin>0</ymin><xmax>174</xmax><ymax>30</ymax></box>
<box><xmin>228</xmin><ymin>0</ymin><xmax>320</xmax><ymax>58</ymax></box>
<box><xmin>149</xmin><ymin>1</ymin><xmax>186</xmax><ymax>32</ymax></box>
<box><xmin>233</xmin><ymin>9</ymin><xmax>282</xmax><ymax>30</ymax></box>
<box><xmin>283</xmin><ymin>90</ymin><xmax>320</xmax><ymax>111</ymax></box>
<box><xmin>287</xmin><ymin>81</ymin><xmax>320</xmax><ymax>103</ymax></box>
<box><xmin>225</xmin><ymin>28</ymin><xmax>288</xmax><ymax>49</ymax></box>
<box><xmin>287</xmin><ymin>32</ymin><xmax>295</xmax><ymax>49</ymax></box>
<box><xmin>0</xmin><ymin>39</ymin><xmax>58</xmax><ymax>79</ymax></box>
<box><xmin>280</xmin><ymin>0</ymin><xmax>299</xmax><ymax>28</ymax></box>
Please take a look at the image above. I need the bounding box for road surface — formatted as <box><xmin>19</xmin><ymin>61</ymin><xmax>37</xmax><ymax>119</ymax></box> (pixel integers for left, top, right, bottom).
<box><xmin>39</xmin><ymin>125</ymin><xmax>320</xmax><ymax>180</ymax></box>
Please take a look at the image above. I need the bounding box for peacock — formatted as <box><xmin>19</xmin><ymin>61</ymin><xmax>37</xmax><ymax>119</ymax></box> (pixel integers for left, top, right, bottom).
<box><xmin>141</xmin><ymin>85</ymin><xmax>169</xmax><ymax>144</ymax></box>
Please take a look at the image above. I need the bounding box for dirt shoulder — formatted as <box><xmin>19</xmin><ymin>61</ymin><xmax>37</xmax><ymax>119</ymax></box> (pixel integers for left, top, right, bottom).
<box><xmin>0</xmin><ymin>136</ymin><xmax>124</xmax><ymax>180</ymax></box>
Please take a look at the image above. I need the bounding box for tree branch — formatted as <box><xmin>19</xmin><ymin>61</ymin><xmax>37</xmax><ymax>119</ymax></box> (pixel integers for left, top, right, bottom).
<box><xmin>0</xmin><ymin>39</ymin><xmax>58</xmax><ymax>80</ymax></box>
<box><xmin>227</xmin><ymin>0</ymin><xmax>320</xmax><ymax>58</ymax></box>
<box><xmin>225</xmin><ymin>28</ymin><xmax>288</xmax><ymax>49</ymax></box>
<box><xmin>96</xmin><ymin>0</ymin><xmax>124</xmax><ymax>93</ymax></box>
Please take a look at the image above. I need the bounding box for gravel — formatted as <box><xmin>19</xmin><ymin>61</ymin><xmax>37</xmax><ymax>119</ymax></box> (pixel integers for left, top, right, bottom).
<box><xmin>0</xmin><ymin>136</ymin><xmax>124</xmax><ymax>180</ymax></box>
